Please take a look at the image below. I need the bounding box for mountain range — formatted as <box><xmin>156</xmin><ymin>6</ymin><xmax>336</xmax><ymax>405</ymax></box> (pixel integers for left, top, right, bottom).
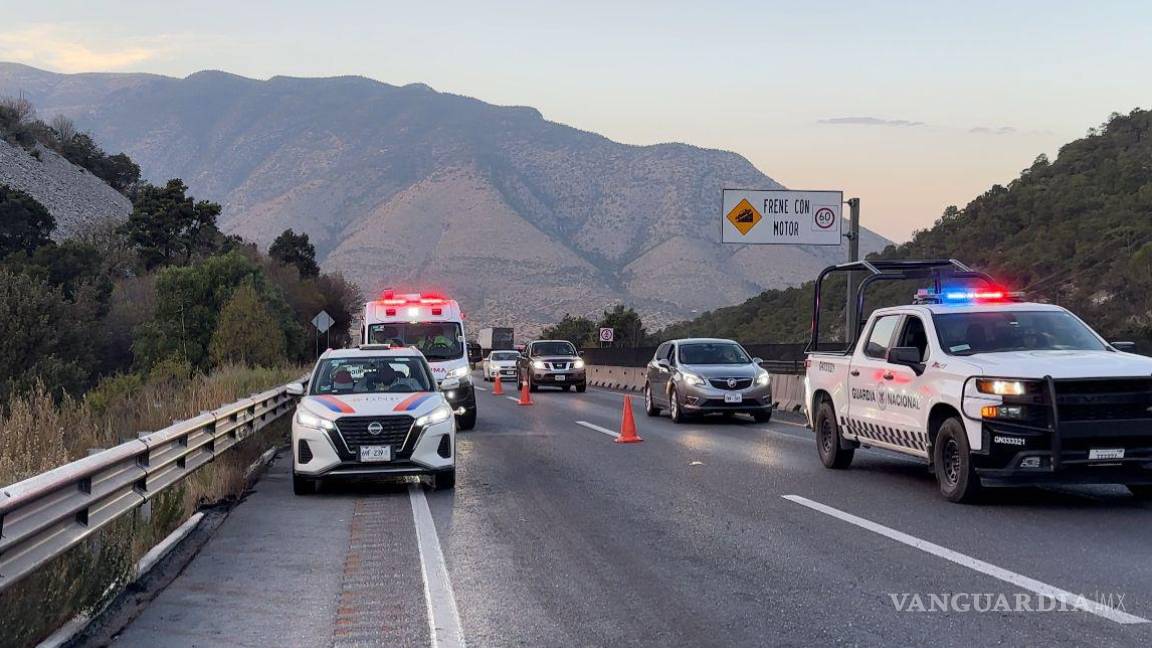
<box><xmin>0</xmin><ymin>62</ymin><xmax>889</xmax><ymax>335</ymax></box>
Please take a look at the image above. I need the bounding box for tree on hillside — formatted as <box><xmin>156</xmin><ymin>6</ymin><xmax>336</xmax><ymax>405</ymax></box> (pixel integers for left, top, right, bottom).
<box><xmin>132</xmin><ymin>251</ymin><xmax>302</xmax><ymax>371</ymax></box>
<box><xmin>121</xmin><ymin>179</ymin><xmax>223</xmax><ymax>269</ymax></box>
<box><xmin>0</xmin><ymin>270</ymin><xmax>98</xmax><ymax>402</ymax></box>
<box><xmin>209</xmin><ymin>282</ymin><xmax>287</xmax><ymax>368</ymax></box>
<box><xmin>0</xmin><ymin>184</ymin><xmax>55</xmax><ymax>257</ymax></box>
<box><xmin>269</xmin><ymin>229</ymin><xmax>319</xmax><ymax>278</ymax></box>
<box><xmin>597</xmin><ymin>305</ymin><xmax>647</xmax><ymax>347</ymax></box>
<box><xmin>541</xmin><ymin>314</ymin><xmax>596</xmax><ymax>347</ymax></box>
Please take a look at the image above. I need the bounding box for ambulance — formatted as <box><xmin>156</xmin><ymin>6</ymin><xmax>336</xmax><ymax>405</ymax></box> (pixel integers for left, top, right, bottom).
<box><xmin>362</xmin><ymin>292</ymin><xmax>477</xmax><ymax>429</ymax></box>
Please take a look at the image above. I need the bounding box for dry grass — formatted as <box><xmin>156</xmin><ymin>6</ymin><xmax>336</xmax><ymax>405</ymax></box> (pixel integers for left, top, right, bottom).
<box><xmin>0</xmin><ymin>364</ymin><xmax>305</xmax><ymax>648</ymax></box>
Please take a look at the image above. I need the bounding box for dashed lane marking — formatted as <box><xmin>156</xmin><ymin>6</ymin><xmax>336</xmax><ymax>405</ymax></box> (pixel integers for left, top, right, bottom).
<box><xmin>505</xmin><ymin>396</ymin><xmax>521</xmax><ymax>403</ymax></box>
<box><xmin>410</xmin><ymin>485</ymin><xmax>467</xmax><ymax>648</ymax></box>
<box><xmin>474</xmin><ymin>385</ymin><xmax>487</xmax><ymax>392</ymax></box>
<box><xmin>782</xmin><ymin>494</ymin><xmax>1149</xmax><ymax>625</ymax></box>
<box><xmin>576</xmin><ymin>420</ymin><xmax>619</xmax><ymax>439</ymax></box>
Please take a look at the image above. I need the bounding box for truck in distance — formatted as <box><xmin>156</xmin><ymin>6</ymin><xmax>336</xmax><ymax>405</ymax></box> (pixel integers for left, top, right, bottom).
<box><xmin>804</xmin><ymin>259</ymin><xmax>1152</xmax><ymax>503</ymax></box>
<box><xmin>477</xmin><ymin>327</ymin><xmax>514</xmax><ymax>354</ymax></box>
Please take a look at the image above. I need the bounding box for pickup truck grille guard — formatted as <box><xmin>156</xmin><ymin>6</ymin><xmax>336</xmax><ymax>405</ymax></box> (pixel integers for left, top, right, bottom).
<box><xmin>975</xmin><ymin>375</ymin><xmax>1152</xmax><ymax>473</ymax></box>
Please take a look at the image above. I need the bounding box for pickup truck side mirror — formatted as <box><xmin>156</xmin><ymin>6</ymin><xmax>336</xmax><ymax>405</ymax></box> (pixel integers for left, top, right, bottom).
<box><xmin>655</xmin><ymin>359</ymin><xmax>671</xmax><ymax>372</ymax></box>
<box><xmin>887</xmin><ymin>347</ymin><xmax>926</xmax><ymax>375</ymax></box>
<box><xmin>1111</xmin><ymin>341</ymin><xmax>1137</xmax><ymax>352</ymax></box>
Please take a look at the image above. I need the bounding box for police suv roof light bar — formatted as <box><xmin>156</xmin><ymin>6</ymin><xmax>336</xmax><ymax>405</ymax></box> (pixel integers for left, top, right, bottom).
<box><xmin>807</xmin><ymin>259</ymin><xmax>998</xmax><ymax>354</ymax></box>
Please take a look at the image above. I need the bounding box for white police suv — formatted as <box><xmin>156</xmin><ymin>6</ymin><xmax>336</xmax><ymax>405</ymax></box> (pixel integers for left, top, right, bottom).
<box><xmin>288</xmin><ymin>345</ymin><xmax>457</xmax><ymax>494</ymax></box>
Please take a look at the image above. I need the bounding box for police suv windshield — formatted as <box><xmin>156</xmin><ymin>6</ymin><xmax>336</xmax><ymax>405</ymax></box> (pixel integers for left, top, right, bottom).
<box><xmin>678</xmin><ymin>343</ymin><xmax>752</xmax><ymax>365</ymax></box>
<box><xmin>367</xmin><ymin>323</ymin><xmax>464</xmax><ymax>361</ymax></box>
<box><xmin>311</xmin><ymin>356</ymin><xmax>434</xmax><ymax>395</ymax></box>
<box><xmin>531</xmin><ymin>341</ymin><xmax>577</xmax><ymax>356</ymax></box>
<box><xmin>933</xmin><ymin>311</ymin><xmax>1106</xmax><ymax>355</ymax></box>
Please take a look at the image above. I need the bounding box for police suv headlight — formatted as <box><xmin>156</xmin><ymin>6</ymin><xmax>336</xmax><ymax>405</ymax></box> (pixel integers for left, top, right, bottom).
<box><xmin>755</xmin><ymin>370</ymin><xmax>770</xmax><ymax>386</ymax></box>
<box><xmin>680</xmin><ymin>371</ymin><xmax>707</xmax><ymax>387</ymax></box>
<box><xmin>532</xmin><ymin>360</ymin><xmax>546</xmax><ymax>370</ymax></box>
<box><xmin>573</xmin><ymin>359</ymin><xmax>585</xmax><ymax>369</ymax></box>
<box><xmin>295</xmin><ymin>410</ymin><xmax>336</xmax><ymax>431</ymax></box>
<box><xmin>975</xmin><ymin>378</ymin><xmax>1036</xmax><ymax>396</ymax></box>
<box><xmin>415</xmin><ymin>404</ymin><xmax>454</xmax><ymax>428</ymax></box>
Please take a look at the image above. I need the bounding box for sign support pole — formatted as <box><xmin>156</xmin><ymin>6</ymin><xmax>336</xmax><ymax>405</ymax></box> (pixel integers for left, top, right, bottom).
<box><xmin>845</xmin><ymin>197</ymin><xmax>861</xmax><ymax>344</ymax></box>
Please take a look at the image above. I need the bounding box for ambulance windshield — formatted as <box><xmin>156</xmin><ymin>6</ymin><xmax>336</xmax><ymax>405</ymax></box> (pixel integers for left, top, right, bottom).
<box><xmin>367</xmin><ymin>323</ymin><xmax>464</xmax><ymax>361</ymax></box>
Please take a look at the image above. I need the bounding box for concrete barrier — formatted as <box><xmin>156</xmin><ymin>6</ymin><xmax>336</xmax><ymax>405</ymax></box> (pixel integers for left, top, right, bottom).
<box><xmin>586</xmin><ymin>364</ymin><xmax>808</xmax><ymax>417</ymax></box>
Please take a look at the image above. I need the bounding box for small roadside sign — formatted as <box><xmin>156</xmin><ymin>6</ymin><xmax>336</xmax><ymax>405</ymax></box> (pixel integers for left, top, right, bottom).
<box><xmin>722</xmin><ymin>189</ymin><xmax>843</xmax><ymax>245</ymax></box>
<box><xmin>311</xmin><ymin>310</ymin><xmax>335</xmax><ymax>334</ymax></box>
<box><xmin>599</xmin><ymin>327</ymin><xmax>615</xmax><ymax>343</ymax></box>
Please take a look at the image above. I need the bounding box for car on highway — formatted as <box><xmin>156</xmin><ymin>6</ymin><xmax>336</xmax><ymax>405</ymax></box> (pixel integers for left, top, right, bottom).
<box><xmin>516</xmin><ymin>339</ymin><xmax>587</xmax><ymax>392</ymax></box>
<box><xmin>362</xmin><ymin>291</ymin><xmax>476</xmax><ymax>430</ymax></box>
<box><xmin>288</xmin><ymin>345</ymin><xmax>457</xmax><ymax>495</ymax></box>
<box><xmin>805</xmin><ymin>259</ymin><xmax>1152</xmax><ymax>503</ymax></box>
<box><xmin>482</xmin><ymin>350</ymin><xmax>520</xmax><ymax>382</ymax></box>
<box><xmin>643</xmin><ymin>338</ymin><xmax>773</xmax><ymax>423</ymax></box>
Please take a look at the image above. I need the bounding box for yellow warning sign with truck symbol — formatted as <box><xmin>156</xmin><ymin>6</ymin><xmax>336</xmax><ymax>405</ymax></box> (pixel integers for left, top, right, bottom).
<box><xmin>725</xmin><ymin>198</ymin><xmax>761</xmax><ymax>236</ymax></box>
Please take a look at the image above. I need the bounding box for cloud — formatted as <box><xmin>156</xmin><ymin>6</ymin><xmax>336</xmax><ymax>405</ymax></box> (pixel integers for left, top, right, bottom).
<box><xmin>0</xmin><ymin>25</ymin><xmax>166</xmax><ymax>72</ymax></box>
<box><xmin>970</xmin><ymin>126</ymin><xmax>1018</xmax><ymax>135</ymax></box>
<box><xmin>817</xmin><ymin>116</ymin><xmax>925</xmax><ymax>127</ymax></box>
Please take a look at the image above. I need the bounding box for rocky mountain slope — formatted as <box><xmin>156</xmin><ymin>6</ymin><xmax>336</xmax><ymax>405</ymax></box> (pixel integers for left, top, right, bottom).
<box><xmin>0</xmin><ymin>138</ymin><xmax>131</xmax><ymax>239</ymax></box>
<box><xmin>0</xmin><ymin>62</ymin><xmax>888</xmax><ymax>333</ymax></box>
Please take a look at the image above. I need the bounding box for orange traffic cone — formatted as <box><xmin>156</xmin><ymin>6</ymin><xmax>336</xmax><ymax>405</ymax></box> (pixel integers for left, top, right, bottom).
<box><xmin>615</xmin><ymin>396</ymin><xmax>643</xmax><ymax>443</ymax></box>
<box><xmin>491</xmin><ymin>373</ymin><xmax>504</xmax><ymax>395</ymax></box>
<box><xmin>517</xmin><ymin>379</ymin><xmax>534</xmax><ymax>406</ymax></box>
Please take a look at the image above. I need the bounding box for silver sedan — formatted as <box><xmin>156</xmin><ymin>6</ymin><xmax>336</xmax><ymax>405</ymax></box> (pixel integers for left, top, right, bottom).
<box><xmin>643</xmin><ymin>338</ymin><xmax>773</xmax><ymax>423</ymax></box>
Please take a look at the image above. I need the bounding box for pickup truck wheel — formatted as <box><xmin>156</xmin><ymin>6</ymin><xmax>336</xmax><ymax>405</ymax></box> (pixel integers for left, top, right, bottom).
<box><xmin>528</xmin><ymin>377</ymin><xmax>539</xmax><ymax>393</ymax></box>
<box><xmin>644</xmin><ymin>383</ymin><xmax>661</xmax><ymax>416</ymax></box>
<box><xmin>751</xmin><ymin>411</ymin><xmax>772</xmax><ymax>424</ymax></box>
<box><xmin>1127</xmin><ymin>485</ymin><xmax>1152</xmax><ymax>500</ymax></box>
<box><xmin>933</xmin><ymin>418</ymin><xmax>981</xmax><ymax>503</ymax></box>
<box><xmin>815</xmin><ymin>401</ymin><xmax>853</xmax><ymax>469</ymax></box>
<box><xmin>575</xmin><ymin>383</ymin><xmax>587</xmax><ymax>393</ymax></box>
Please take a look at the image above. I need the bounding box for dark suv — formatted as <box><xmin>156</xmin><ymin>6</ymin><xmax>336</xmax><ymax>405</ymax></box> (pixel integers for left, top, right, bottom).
<box><xmin>517</xmin><ymin>340</ymin><xmax>587</xmax><ymax>392</ymax></box>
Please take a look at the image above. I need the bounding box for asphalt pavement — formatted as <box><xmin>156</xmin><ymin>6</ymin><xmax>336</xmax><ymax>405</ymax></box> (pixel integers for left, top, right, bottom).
<box><xmin>104</xmin><ymin>373</ymin><xmax>1152</xmax><ymax>647</ymax></box>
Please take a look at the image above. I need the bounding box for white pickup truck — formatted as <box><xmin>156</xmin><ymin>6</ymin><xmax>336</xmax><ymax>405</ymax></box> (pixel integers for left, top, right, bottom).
<box><xmin>804</xmin><ymin>259</ymin><xmax>1152</xmax><ymax>503</ymax></box>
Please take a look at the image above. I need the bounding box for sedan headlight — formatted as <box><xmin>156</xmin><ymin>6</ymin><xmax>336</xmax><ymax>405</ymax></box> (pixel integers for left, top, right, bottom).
<box><xmin>573</xmin><ymin>359</ymin><xmax>585</xmax><ymax>369</ymax></box>
<box><xmin>755</xmin><ymin>370</ymin><xmax>770</xmax><ymax>386</ymax></box>
<box><xmin>295</xmin><ymin>410</ymin><xmax>336</xmax><ymax>430</ymax></box>
<box><xmin>532</xmin><ymin>360</ymin><xmax>546</xmax><ymax>370</ymax></box>
<box><xmin>975</xmin><ymin>378</ymin><xmax>1035</xmax><ymax>396</ymax></box>
<box><xmin>415</xmin><ymin>404</ymin><xmax>454</xmax><ymax>427</ymax></box>
<box><xmin>680</xmin><ymin>371</ymin><xmax>707</xmax><ymax>387</ymax></box>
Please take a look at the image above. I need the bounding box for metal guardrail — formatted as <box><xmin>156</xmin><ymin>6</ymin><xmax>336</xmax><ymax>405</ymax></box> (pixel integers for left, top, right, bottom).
<box><xmin>0</xmin><ymin>381</ymin><xmax>302</xmax><ymax>593</ymax></box>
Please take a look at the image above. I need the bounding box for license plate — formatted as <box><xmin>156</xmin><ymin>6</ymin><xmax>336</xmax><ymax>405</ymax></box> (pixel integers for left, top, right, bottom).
<box><xmin>359</xmin><ymin>445</ymin><xmax>392</xmax><ymax>462</ymax></box>
<box><xmin>1089</xmin><ymin>448</ymin><xmax>1124</xmax><ymax>461</ymax></box>
<box><xmin>555</xmin><ymin>375</ymin><xmax>566</xmax><ymax>381</ymax></box>
<box><xmin>724</xmin><ymin>393</ymin><xmax>743</xmax><ymax>404</ymax></box>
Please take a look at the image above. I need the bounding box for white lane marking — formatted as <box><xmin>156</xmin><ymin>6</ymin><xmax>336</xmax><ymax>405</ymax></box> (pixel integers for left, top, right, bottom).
<box><xmin>473</xmin><ymin>385</ymin><xmax>487</xmax><ymax>392</ymax></box>
<box><xmin>782</xmin><ymin>494</ymin><xmax>1149</xmax><ymax>625</ymax></box>
<box><xmin>409</xmin><ymin>485</ymin><xmax>468</xmax><ymax>647</ymax></box>
<box><xmin>505</xmin><ymin>396</ymin><xmax>521</xmax><ymax>403</ymax></box>
<box><xmin>576</xmin><ymin>420</ymin><xmax>619</xmax><ymax>439</ymax></box>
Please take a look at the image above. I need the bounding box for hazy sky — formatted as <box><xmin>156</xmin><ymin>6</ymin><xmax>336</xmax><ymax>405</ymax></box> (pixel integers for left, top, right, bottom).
<box><xmin>2</xmin><ymin>1</ymin><xmax>1150</xmax><ymax>242</ymax></box>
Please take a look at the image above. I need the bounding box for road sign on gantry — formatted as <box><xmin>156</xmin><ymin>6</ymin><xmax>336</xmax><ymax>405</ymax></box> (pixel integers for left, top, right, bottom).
<box><xmin>722</xmin><ymin>189</ymin><xmax>843</xmax><ymax>245</ymax></box>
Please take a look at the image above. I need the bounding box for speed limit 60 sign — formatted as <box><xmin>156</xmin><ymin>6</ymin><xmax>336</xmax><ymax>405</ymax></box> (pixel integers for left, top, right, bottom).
<box><xmin>599</xmin><ymin>328</ymin><xmax>615</xmax><ymax>343</ymax></box>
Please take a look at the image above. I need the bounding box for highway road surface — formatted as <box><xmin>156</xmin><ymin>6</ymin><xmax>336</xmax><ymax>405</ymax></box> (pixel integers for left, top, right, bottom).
<box><xmin>105</xmin><ymin>373</ymin><xmax>1152</xmax><ymax>647</ymax></box>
